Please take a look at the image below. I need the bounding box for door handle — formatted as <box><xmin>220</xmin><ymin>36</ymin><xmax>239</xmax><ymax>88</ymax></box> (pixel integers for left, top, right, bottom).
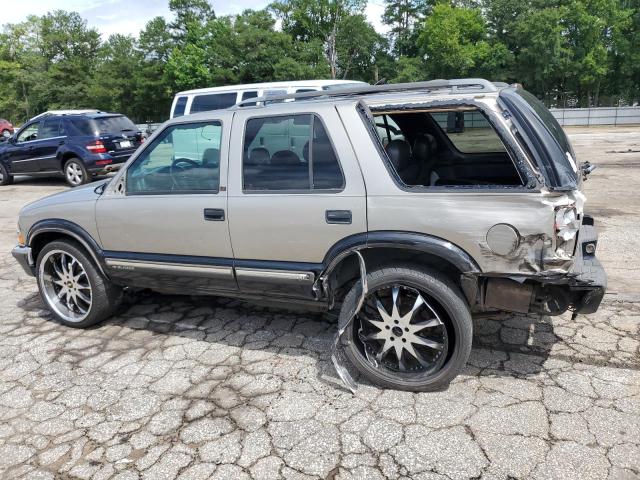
<box><xmin>203</xmin><ymin>208</ymin><xmax>225</xmax><ymax>221</ymax></box>
<box><xmin>326</xmin><ymin>210</ymin><xmax>352</xmax><ymax>224</ymax></box>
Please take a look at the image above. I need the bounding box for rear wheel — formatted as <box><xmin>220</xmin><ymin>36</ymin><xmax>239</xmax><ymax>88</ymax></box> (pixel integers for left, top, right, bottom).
<box><xmin>64</xmin><ymin>158</ymin><xmax>89</xmax><ymax>186</ymax></box>
<box><xmin>0</xmin><ymin>163</ymin><xmax>13</xmax><ymax>186</ymax></box>
<box><xmin>340</xmin><ymin>266</ymin><xmax>472</xmax><ymax>391</ymax></box>
<box><xmin>36</xmin><ymin>240</ymin><xmax>122</xmax><ymax>328</ymax></box>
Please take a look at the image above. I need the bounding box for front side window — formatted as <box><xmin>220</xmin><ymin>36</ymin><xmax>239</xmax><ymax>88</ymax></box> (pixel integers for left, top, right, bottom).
<box><xmin>173</xmin><ymin>96</ymin><xmax>188</xmax><ymax>117</ymax></box>
<box><xmin>243</xmin><ymin>114</ymin><xmax>344</xmax><ymax>191</ymax></box>
<box><xmin>190</xmin><ymin>93</ymin><xmax>237</xmax><ymax>113</ymax></box>
<box><xmin>127</xmin><ymin>121</ymin><xmax>222</xmax><ymax>194</ymax></box>
<box><xmin>17</xmin><ymin>123</ymin><xmax>39</xmax><ymax>142</ymax></box>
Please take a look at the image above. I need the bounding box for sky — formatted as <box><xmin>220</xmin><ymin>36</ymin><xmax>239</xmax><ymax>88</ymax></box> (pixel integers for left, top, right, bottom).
<box><xmin>3</xmin><ymin>0</ymin><xmax>389</xmax><ymax>38</ymax></box>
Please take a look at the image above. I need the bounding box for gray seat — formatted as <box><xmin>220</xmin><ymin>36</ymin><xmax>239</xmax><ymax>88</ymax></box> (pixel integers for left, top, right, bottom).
<box><xmin>412</xmin><ymin>134</ymin><xmax>438</xmax><ymax>185</ymax></box>
<box><xmin>386</xmin><ymin>139</ymin><xmax>420</xmax><ymax>185</ymax></box>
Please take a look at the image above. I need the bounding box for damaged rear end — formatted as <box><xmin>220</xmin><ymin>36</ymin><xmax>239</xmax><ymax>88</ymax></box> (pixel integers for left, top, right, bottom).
<box><xmin>477</xmin><ymin>87</ymin><xmax>606</xmax><ymax>317</ymax></box>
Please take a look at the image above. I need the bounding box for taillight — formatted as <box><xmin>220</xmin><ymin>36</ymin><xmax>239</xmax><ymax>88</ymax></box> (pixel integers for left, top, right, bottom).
<box><xmin>86</xmin><ymin>140</ymin><xmax>107</xmax><ymax>154</ymax></box>
<box><xmin>95</xmin><ymin>159</ymin><xmax>112</xmax><ymax>166</ymax></box>
<box><xmin>555</xmin><ymin>206</ymin><xmax>580</xmax><ymax>256</ymax></box>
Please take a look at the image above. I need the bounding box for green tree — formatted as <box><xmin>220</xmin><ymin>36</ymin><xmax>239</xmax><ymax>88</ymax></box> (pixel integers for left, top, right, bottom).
<box><xmin>38</xmin><ymin>10</ymin><xmax>101</xmax><ymax>109</ymax></box>
<box><xmin>417</xmin><ymin>3</ymin><xmax>511</xmax><ymax>79</ymax></box>
<box><xmin>271</xmin><ymin>0</ymin><xmax>367</xmax><ymax>78</ymax></box>
<box><xmin>382</xmin><ymin>0</ymin><xmax>430</xmax><ymax>56</ymax></box>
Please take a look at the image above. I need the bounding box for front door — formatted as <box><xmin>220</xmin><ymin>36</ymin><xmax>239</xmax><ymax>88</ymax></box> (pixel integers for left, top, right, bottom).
<box><xmin>227</xmin><ymin>107</ymin><xmax>367</xmax><ymax>298</ymax></box>
<box><xmin>8</xmin><ymin>121</ymin><xmax>41</xmax><ymax>174</ymax></box>
<box><xmin>96</xmin><ymin>115</ymin><xmax>236</xmax><ymax>294</ymax></box>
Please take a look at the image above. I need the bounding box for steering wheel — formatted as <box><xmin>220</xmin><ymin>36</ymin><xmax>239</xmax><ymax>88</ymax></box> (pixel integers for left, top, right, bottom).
<box><xmin>171</xmin><ymin>158</ymin><xmax>199</xmax><ymax>170</ymax></box>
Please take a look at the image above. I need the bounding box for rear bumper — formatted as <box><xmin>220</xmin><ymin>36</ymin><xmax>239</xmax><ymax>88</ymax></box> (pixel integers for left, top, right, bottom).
<box><xmin>566</xmin><ymin>222</ymin><xmax>607</xmax><ymax>314</ymax></box>
<box><xmin>12</xmin><ymin>245</ymin><xmax>35</xmax><ymax>276</ymax></box>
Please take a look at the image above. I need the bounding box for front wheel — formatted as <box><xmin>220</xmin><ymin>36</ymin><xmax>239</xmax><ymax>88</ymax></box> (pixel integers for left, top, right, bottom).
<box><xmin>64</xmin><ymin>158</ymin><xmax>89</xmax><ymax>186</ymax></box>
<box><xmin>36</xmin><ymin>240</ymin><xmax>122</xmax><ymax>328</ymax></box>
<box><xmin>0</xmin><ymin>163</ymin><xmax>13</xmax><ymax>186</ymax></box>
<box><xmin>340</xmin><ymin>266</ymin><xmax>472</xmax><ymax>391</ymax></box>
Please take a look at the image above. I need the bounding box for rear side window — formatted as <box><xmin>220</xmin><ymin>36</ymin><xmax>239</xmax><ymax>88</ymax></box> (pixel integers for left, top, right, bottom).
<box><xmin>190</xmin><ymin>93</ymin><xmax>237</xmax><ymax>113</ymax></box>
<box><xmin>430</xmin><ymin>111</ymin><xmax>506</xmax><ymax>153</ymax></box>
<box><xmin>243</xmin><ymin>114</ymin><xmax>344</xmax><ymax>191</ymax></box>
<box><xmin>39</xmin><ymin>118</ymin><xmax>61</xmax><ymax>139</ymax></box>
<box><xmin>173</xmin><ymin>96</ymin><xmax>188</xmax><ymax>117</ymax></box>
<box><xmin>68</xmin><ymin>118</ymin><xmax>96</xmax><ymax>136</ymax></box>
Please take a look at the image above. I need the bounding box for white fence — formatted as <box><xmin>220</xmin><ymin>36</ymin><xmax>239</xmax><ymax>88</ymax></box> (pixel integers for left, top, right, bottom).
<box><xmin>550</xmin><ymin>107</ymin><xmax>640</xmax><ymax>126</ymax></box>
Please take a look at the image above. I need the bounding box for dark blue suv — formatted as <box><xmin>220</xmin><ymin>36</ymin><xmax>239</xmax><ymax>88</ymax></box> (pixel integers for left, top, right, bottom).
<box><xmin>0</xmin><ymin>112</ymin><xmax>142</xmax><ymax>186</ymax></box>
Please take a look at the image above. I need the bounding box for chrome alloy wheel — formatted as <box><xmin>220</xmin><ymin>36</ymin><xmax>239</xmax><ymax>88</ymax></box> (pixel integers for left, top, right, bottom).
<box><xmin>66</xmin><ymin>162</ymin><xmax>84</xmax><ymax>185</ymax></box>
<box><xmin>38</xmin><ymin>249</ymin><xmax>92</xmax><ymax>323</ymax></box>
<box><xmin>356</xmin><ymin>284</ymin><xmax>448</xmax><ymax>374</ymax></box>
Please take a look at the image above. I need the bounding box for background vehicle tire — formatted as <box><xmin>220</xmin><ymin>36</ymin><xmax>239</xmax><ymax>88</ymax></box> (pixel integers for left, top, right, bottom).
<box><xmin>0</xmin><ymin>163</ymin><xmax>13</xmax><ymax>186</ymax></box>
<box><xmin>1</xmin><ymin>129</ymin><xmax>10</xmax><ymax>138</ymax></box>
<box><xmin>339</xmin><ymin>266</ymin><xmax>472</xmax><ymax>391</ymax></box>
<box><xmin>36</xmin><ymin>240</ymin><xmax>122</xmax><ymax>328</ymax></box>
<box><xmin>64</xmin><ymin>158</ymin><xmax>89</xmax><ymax>186</ymax></box>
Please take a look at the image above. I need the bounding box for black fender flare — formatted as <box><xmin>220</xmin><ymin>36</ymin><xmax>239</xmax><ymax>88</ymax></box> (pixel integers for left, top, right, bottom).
<box><xmin>27</xmin><ymin>219</ymin><xmax>109</xmax><ymax>277</ymax></box>
<box><xmin>321</xmin><ymin>231</ymin><xmax>481</xmax><ymax>276</ymax></box>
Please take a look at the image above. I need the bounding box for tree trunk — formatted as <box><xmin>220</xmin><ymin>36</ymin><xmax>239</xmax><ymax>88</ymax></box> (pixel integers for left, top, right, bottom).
<box><xmin>328</xmin><ymin>29</ymin><xmax>337</xmax><ymax>79</ymax></box>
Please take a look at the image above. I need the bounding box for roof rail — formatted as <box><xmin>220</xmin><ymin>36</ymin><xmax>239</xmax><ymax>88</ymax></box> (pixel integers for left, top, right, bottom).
<box><xmin>31</xmin><ymin>109</ymin><xmax>102</xmax><ymax>121</ymax></box>
<box><xmin>234</xmin><ymin>78</ymin><xmax>498</xmax><ymax>108</ymax></box>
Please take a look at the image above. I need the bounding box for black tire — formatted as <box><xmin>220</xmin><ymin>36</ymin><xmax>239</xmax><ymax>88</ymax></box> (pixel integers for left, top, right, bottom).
<box><xmin>1</xmin><ymin>129</ymin><xmax>9</xmax><ymax>138</ymax></box>
<box><xmin>63</xmin><ymin>157</ymin><xmax>89</xmax><ymax>186</ymax></box>
<box><xmin>36</xmin><ymin>240</ymin><xmax>122</xmax><ymax>328</ymax></box>
<box><xmin>340</xmin><ymin>266</ymin><xmax>472</xmax><ymax>391</ymax></box>
<box><xmin>0</xmin><ymin>163</ymin><xmax>13</xmax><ymax>186</ymax></box>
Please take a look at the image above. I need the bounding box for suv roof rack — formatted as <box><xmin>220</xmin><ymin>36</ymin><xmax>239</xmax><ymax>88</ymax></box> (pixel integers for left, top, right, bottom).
<box><xmin>234</xmin><ymin>78</ymin><xmax>499</xmax><ymax>108</ymax></box>
<box><xmin>31</xmin><ymin>109</ymin><xmax>102</xmax><ymax>121</ymax></box>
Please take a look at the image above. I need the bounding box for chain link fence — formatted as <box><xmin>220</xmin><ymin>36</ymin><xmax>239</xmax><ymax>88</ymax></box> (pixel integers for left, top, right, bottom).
<box><xmin>550</xmin><ymin>107</ymin><xmax>640</xmax><ymax>126</ymax></box>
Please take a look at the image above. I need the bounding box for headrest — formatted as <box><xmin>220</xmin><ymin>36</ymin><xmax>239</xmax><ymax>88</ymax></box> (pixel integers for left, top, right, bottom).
<box><xmin>202</xmin><ymin>148</ymin><xmax>219</xmax><ymax>167</ymax></box>
<box><xmin>385</xmin><ymin>139</ymin><xmax>411</xmax><ymax>171</ymax></box>
<box><xmin>303</xmin><ymin>140</ymin><xmax>334</xmax><ymax>164</ymax></box>
<box><xmin>271</xmin><ymin>150</ymin><xmax>300</xmax><ymax>166</ymax></box>
<box><xmin>247</xmin><ymin>147</ymin><xmax>270</xmax><ymax>166</ymax></box>
<box><xmin>412</xmin><ymin>134</ymin><xmax>433</xmax><ymax>163</ymax></box>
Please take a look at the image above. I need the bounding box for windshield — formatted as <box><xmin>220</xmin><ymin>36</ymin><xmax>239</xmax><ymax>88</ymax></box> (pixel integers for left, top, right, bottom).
<box><xmin>91</xmin><ymin>115</ymin><xmax>137</xmax><ymax>134</ymax></box>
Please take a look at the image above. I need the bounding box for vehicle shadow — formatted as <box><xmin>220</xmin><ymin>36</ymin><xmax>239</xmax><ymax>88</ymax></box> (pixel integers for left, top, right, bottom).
<box><xmin>17</xmin><ymin>289</ymin><xmax>557</xmax><ymax>390</ymax></box>
<box><xmin>12</xmin><ymin>175</ymin><xmax>111</xmax><ymax>187</ymax></box>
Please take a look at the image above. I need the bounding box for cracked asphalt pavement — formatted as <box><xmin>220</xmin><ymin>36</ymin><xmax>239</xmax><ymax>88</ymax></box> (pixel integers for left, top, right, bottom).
<box><xmin>0</xmin><ymin>126</ymin><xmax>639</xmax><ymax>479</ymax></box>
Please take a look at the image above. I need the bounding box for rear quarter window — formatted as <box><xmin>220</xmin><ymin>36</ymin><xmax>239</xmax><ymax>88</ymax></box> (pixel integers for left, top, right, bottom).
<box><xmin>430</xmin><ymin>111</ymin><xmax>506</xmax><ymax>153</ymax></box>
<box><xmin>173</xmin><ymin>96</ymin><xmax>188</xmax><ymax>118</ymax></box>
<box><xmin>190</xmin><ymin>93</ymin><xmax>238</xmax><ymax>113</ymax></box>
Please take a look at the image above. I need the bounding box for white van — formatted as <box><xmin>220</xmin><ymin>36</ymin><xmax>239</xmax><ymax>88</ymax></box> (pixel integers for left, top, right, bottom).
<box><xmin>169</xmin><ymin>80</ymin><xmax>366</xmax><ymax>119</ymax></box>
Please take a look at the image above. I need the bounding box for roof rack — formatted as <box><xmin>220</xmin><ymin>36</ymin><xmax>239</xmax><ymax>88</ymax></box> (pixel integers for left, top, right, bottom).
<box><xmin>234</xmin><ymin>78</ymin><xmax>499</xmax><ymax>108</ymax></box>
<box><xmin>31</xmin><ymin>109</ymin><xmax>102</xmax><ymax>121</ymax></box>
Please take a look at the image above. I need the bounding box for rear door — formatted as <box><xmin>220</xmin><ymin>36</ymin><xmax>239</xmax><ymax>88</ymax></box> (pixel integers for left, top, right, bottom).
<box><xmin>34</xmin><ymin>117</ymin><xmax>65</xmax><ymax>172</ymax></box>
<box><xmin>227</xmin><ymin>106</ymin><xmax>367</xmax><ymax>298</ymax></box>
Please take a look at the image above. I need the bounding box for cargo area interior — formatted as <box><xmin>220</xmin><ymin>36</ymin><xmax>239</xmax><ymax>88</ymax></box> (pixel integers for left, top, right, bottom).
<box><xmin>373</xmin><ymin>108</ymin><xmax>525</xmax><ymax>187</ymax></box>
